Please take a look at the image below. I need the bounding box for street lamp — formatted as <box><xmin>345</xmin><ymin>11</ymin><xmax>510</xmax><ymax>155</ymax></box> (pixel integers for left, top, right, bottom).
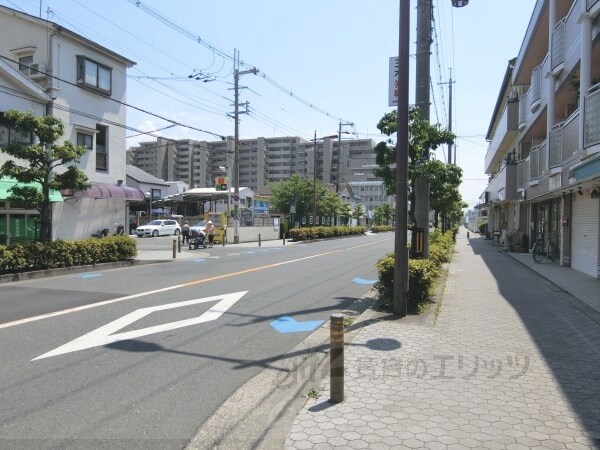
<box><xmin>312</xmin><ymin>132</ymin><xmax>338</xmax><ymax>227</ymax></box>
<box><xmin>451</xmin><ymin>0</ymin><xmax>468</xmax><ymax>6</ymax></box>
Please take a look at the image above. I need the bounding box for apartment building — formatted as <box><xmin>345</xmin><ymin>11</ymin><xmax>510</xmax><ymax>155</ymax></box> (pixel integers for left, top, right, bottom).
<box><xmin>0</xmin><ymin>5</ymin><xmax>143</xmax><ymax>242</ymax></box>
<box><xmin>482</xmin><ymin>0</ymin><xmax>600</xmax><ymax>278</ymax></box>
<box><xmin>128</xmin><ymin>136</ymin><xmax>391</xmax><ymax>212</ymax></box>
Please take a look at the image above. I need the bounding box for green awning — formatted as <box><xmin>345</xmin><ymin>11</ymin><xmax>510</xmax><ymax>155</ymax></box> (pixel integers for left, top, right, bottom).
<box><xmin>0</xmin><ymin>178</ymin><xmax>63</xmax><ymax>202</ymax></box>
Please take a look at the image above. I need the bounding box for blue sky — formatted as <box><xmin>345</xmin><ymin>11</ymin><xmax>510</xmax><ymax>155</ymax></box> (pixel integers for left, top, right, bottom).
<box><xmin>2</xmin><ymin>0</ymin><xmax>537</xmax><ymax>209</ymax></box>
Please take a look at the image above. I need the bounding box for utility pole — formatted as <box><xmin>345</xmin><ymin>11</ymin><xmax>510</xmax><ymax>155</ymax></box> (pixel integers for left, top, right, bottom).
<box><xmin>413</xmin><ymin>0</ymin><xmax>432</xmax><ymax>258</ymax></box>
<box><xmin>394</xmin><ymin>0</ymin><xmax>410</xmax><ymax>317</ymax></box>
<box><xmin>336</xmin><ymin>121</ymin><xmax>353</xmax><ymax>193</ymax></box>
<box><xmin>439</xmin><ymin>68</ymin><xmax>454</xmax><ymax>164</ymax></box>
<box><xmin>230</xmin><ymin>49</ymin><xmax>257</xmax><ymax>244</ymax></box>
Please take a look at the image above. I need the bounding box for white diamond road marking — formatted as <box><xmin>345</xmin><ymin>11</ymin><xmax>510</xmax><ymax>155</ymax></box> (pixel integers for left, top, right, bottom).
<box><xmin>33</xmin><ymin>291</ymin><xmax>248</xmax><ymax>361</ymax></box>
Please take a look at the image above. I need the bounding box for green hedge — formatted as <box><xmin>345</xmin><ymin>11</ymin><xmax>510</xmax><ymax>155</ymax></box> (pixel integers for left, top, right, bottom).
<box><xmin>289</xmin><ymin>225</ymin><xmax>366</xmax><ymax>241</ymax></box>
<box><xmin>373</xmin><ymin>230</ymin><xmax>454</xmax><ymax>312</ymax></box>
<box><xmin>370</xmin><ymin>225</ymin><xmax>393</xmax><ymax>233</ymax></box>
<box><xmin>0</xmin><ymin>236</ymin><xmax>137</xmax><ymax>275</ymax></box>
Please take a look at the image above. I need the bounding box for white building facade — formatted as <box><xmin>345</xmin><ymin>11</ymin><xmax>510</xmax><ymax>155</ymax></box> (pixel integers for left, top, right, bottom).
<box><xmin>0</xmin><ymin>5</ymin><xmax>144</xmax><ymax>242</ymax></box>
<box><xmin>481</xmin><ymin>0</ymin><xmax>600</xmax><ymax>278</ymax></box>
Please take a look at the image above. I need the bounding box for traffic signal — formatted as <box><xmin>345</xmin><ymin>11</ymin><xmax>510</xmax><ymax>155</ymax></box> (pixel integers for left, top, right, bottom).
<box><xmin>215</xmin><ymin>177</ymin><xmax>228</xmax><ymax>191</ymax></box>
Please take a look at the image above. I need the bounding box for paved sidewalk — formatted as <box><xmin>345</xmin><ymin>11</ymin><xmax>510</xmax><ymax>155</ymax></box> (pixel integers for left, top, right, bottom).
<box><xmin>283</xmin><ymin>229</ymin><xmax>600</xmax><ymax>449</ymax></box>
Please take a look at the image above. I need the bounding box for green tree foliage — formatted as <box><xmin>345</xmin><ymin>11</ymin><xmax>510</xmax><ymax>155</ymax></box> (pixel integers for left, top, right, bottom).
<box><xmin>353</xmin><ymin>203</ymin><xmax>365</xmax><ymax>220</ymax></box>
<box><xmin>422</xmin><ymin>159</ymin><xmax>463</xmax><ymax>227</ymax></box>
<box><xmin>321</xmin><ymin>191</ymin><xmax>343</xmax><ymax>223</ymax></box>
<box><xmin>373</xmin><ymin>107</ymin><xmax>456</xmax><ymax>227</ymax></box>
<box><xmin>269</xmin><ymin>174</ymin><xmax>327</xmax><ymax>225</ymax></box>
<box><xmin>0</xmin><ymin>110</ymin><xmax>90</xmax><ymax>241</ymax></box>
<box><xmin>373</xmin><ymin>203</ymin><xmax>394</xmax><ymax>226</ymax></box>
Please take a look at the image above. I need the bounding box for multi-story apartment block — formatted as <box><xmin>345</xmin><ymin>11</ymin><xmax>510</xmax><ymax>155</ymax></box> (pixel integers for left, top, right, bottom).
<box><xmin>128</xmin><ymin>136</ymin><xmax>392</xmax><ymax>213</ymax></box>
<box><xmin>482</xmin><ymin>0</ymin><xmax>600</xmax><ymax>278</ymax></box>
<box><xmin>0</xmin><ymin>5</ymin><xmax>143</xmax><ymax>242</ymax></box>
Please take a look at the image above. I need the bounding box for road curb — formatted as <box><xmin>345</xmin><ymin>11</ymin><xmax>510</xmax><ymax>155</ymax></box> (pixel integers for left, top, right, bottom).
<box><xmin>0</xmin><ymin>259</ymin><xmax>169</xmax><ymax>284</ymax></box>
<box><xmin>184</xmin><ymin>291</ymin><xmax>381</xmax><ymax>450</ymax></box>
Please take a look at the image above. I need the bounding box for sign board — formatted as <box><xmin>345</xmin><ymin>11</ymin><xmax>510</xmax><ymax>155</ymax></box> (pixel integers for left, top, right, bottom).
<box><xmin>389</xmin><ymin>56</ymin><xmax>399</xmax><ymax>107</ymax></box>
<box><xmin>253</xmin><ymin>200</ymin><xmax>269</xmax><ymax>215</ymax></box>
<box><xmin>215</xmin><ymin>177</ymin><xmax>228</xmax><ymax>191</ymax></box>
<box><xmin>233</xmin><ymin>194</ymin><xmax>240</xmax><ymax>205</ymax></box>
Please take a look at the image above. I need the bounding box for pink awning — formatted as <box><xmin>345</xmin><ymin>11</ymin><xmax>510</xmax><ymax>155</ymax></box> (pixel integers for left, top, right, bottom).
<box><xmin>62</xmin><ymin>183</ymin><xmax>145</xmax><ymax>201</ymax></box>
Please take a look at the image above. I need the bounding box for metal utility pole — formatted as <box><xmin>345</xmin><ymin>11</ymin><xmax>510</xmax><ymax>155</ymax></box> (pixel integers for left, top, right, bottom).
<box><xmin>336</xmin><ymin>121</ymin><xmax>353</xmax><ymax>193</ymax></box>
<box><xmin>412</xmin><ymin>0</ymin><xmax>432</xmax><ymax>258</ymax></box>
<box><xmin>231</xmin><ymin>50</ymin><xmax>257</xmax><ymax>244</ymax></box>
<box><xmin>393</xmin><ymin>0</ymin><xmax>410</xmax><ymax>317</ymax></box>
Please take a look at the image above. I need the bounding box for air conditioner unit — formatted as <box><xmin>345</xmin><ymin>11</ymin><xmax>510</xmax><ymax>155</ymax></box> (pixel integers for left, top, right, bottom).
<box><xmin>29</xmin><ymin>63</ymin><xmax>47</xmax><ymax>79</ymax></box>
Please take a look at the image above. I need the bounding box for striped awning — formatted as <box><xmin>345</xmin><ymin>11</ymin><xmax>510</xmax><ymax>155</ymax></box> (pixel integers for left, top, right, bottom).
<box><xmin>62</xmin><ymin>183</ymin><xmax>145</xmax><ymax>201</ymax></box>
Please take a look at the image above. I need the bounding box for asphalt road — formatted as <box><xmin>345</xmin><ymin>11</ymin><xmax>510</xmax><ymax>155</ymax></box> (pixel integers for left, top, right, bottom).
<box><xmin>0</xmin><ymin>234</ymin><xmax>392</xmax><ymax>449</ymax></box>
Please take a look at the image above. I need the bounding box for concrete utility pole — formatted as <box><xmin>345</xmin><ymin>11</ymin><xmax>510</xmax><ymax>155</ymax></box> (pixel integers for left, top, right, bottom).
<box><xmin>413</xmin><ymin>0</ymin><xmax>432</xmax><ymax>258</ymax></box>
<box><xmin>393</xmin><ymin>0</ymin><xmax>410</xmax><ymax>317</ymax></box>
<box><xmin>336</xmin><ymin>121</ymin><xmax>353</xmax><ymax>193</ymax></box>
<box><xmin>231</xmin><ymin>49</ymin><xmax>257</xmax><ymax>244</ymax></box>
<box><xmin>439</xmin><ymin>68</ymin><xmax>454</xmax><ymax>164</ymax></box>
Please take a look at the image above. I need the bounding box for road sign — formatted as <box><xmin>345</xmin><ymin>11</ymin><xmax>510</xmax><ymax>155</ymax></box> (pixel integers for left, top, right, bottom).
<box><xmin>233</xmin><ymin>194</ymin><xmax>240</xmax><ymax>205</ymax></box>
<box><xmin>33</xmin><ymin>291</ymin><xmax>248</xmax><ymax>360</ymax></box>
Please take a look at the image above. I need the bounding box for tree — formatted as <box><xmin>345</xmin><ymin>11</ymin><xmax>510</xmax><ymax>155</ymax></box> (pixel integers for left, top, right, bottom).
<box><xmin>341</xmin><ymin>203</ymin><xmax>353</xmax><ymax>225</ymax></box>
<box><xmin>353</xmin><ymin>203</ymin><xmax>365</xmax><ymax>221</ymax></box>
<box><xmin>321</xmin><ymin>191</ymin><xmax>343</xmax><ymax>225</ymax></box>
<box><xmin>373</xmin><ymin>107</ymin><xmax>456</xmax><ymax>228</ymax></box>
<box><xmin>420</xmin><ymin>159</ymin><xmax>463</xmax><ymax>227</ymax></box>
<box><xmin>374</xmin><ymin>203</ymin><xmax>394</xmax><ymax>226</ymax></box>
<box><xmin>269</xmin><ymin>174</ymin><xmax>327</xmax><ymax>225</ymax></box>
<box><xmin>0</xmin><ymin>110</ymin><xmax>90</xmax><ymax>241</ymax></box>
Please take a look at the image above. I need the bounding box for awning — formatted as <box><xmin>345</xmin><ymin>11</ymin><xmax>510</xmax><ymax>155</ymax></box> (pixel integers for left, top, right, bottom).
<box><xmin>62</xmin><ymin>183</ymin><xmax>145</xmax><ymax>201</ymax></box>
<box><xmin>0</xmin><ymin>178</ymin><xmax>63</xmax><ymax>202</ymax></box>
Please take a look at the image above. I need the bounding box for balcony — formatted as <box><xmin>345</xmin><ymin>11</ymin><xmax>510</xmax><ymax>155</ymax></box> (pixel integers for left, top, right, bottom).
<box><xmin>486</xmin><ymin>159</ymin><xmax>518</xmax><ymax>203</ymax></box>
<box><xmin>589</xmin><ymin>0</ymin><xmax>599</xmax><ymax>11</ymax></box>
<box><xmin>519</xmin><ymin>90</ymin><xmax>529</xmax><ymax>130</ymax></box>
<box><xmin>484</xmin><ymin>99</ymin><xmax>519</xmax><ymax>174</ymax></box>
<box><xmin>584</xmin><ymin>84</ymin><xmax>600</xmax><ymax>148</ymax></box>
<box><xmin>517</xmin><ymin>160</ymin><xmax>528</xmax><ymax>189</ymax></box>
<box><xmin>551</xmin><ymin>18</ymin><xmax>566</xmax><ymax>72</ymax></box>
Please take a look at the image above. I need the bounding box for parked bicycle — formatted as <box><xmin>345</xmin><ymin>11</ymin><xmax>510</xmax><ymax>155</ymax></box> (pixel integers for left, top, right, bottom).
<box><xmin>532</xmin><ymin>233</ymin><xmax>556</xmax><ymax>263</ymax></box>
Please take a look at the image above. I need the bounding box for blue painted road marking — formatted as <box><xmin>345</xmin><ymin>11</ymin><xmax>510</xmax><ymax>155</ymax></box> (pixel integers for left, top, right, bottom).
<box><xmin>270</xmin><ymin>316</ymin><xmax>325</xmax><ymax>333</ymax></box>
<box><xmin>81</xmin><ymin>273</ymin><xmax>102</xmax><ymax>279</ymax></box>
<box><xmin>352</xmin><ymin>277</ymin><xmax>377</xmax><ymax>285</ymax></box>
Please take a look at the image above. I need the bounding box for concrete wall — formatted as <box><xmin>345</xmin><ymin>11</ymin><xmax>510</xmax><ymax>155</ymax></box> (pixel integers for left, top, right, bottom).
<box><xmin>224</xmin><ymin>225</ymin><xmax>280</xmax><ymax>243</ymax></box>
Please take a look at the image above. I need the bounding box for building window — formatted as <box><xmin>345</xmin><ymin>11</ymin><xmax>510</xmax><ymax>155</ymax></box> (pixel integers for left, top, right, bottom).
<box><xmin>0</xmin><ymin>112</ymin><xmax>33</xmax><ymax>146</ymax></box>
<box><xmin>76</xmin><ymin>56</ymin><xmax>112</xmax><ymax>95</ymax></box>
<box><xmin>77</xmin><ymin>132</ymin><xmax>93</xmax><ymax>151</ymax></box>
<box><xmin>96</xmin><ymin>125</ymin><xmax>108</xmax><ymax>171</ymax></box>
<box><xmin>18</xmin><ymin>56</ymin><xmax>33</xmax><ymax>75</ymax></box>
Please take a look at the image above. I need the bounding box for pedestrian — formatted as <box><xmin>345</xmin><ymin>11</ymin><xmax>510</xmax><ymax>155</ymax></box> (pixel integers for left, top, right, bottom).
<box><xmin>181</xmin><ymin>220</ymin><xmax>190</xmax><ymax>244</ymax></box>
<box><xmin>205</xmin><ymin>220</ymin><xmax>215</xmax><ymax>248</ymax></box>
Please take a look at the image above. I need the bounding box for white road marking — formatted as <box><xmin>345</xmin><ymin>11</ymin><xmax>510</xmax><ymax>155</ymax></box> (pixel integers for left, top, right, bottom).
<box><xmin>32</xmin><ymin>291</ymin><xmax>247</xmax><ymax>361</ymax></box>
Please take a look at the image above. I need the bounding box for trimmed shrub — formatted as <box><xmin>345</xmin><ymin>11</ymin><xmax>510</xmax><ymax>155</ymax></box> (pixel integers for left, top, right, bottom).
<box><xmin>374</xmin><ymin>230</ymin><xmax>454</xmax><ymax>313</ymax></box>
<box><xmin>289</xmin><ymin>225</ymin><xmax>366</xmax><ymax>241</ymax></box>
<box><xmin>371</xmin><ymin>225</ymin><xmax>393</xmax><ymax>233</ymax></box>
<box><xmin>0</xmin><ymin>236</ymin><xmax>137</xmax><ymax>275</ymax></box>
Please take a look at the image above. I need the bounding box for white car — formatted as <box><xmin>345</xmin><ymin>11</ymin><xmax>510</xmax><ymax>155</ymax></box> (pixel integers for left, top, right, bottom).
<box><xmin>136</xmin><ymin>219</ymin><xmax>181</xmax><ymax>237</ymax></box>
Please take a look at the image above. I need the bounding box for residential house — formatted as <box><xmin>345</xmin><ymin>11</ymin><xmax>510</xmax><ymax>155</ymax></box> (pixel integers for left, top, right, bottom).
<box><xmin>0</xmin><ymin>5</ymin><xmax>144</xmax><ymax>242</ymax></box>
<box><xmin>481</xmin><ymin>0</ymin><xmax>600</xmax><ymax>278</ymax></box>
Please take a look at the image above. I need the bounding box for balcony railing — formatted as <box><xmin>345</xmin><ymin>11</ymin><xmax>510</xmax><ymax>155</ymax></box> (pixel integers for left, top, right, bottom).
<box><xmin>530</xmin><ymin>65</ymin><xmax>542</xmax><ymax>110</ymax></box>
<box><xmin>549</xmin><ymin>123</ymin><xmax>564</xmax><ymax>168</ymax></box>
<box><xmin>517</xmin><ymin>160</ymin><xmax>528</xmax><ymax>188</ymax></box>
<box><xmin>519</xmin><ymin>90</ymin><xmax>529</xmax><ymax>130</ymax></box>
<box><xmin>584</xmin><ymin>84</ymin><xmax>600</xmax><ymax>148</ymax></box>
<box><xmin>484</xmin><ymin>99</ymin><xmax>519</xmax><ymax>173</ymax></box>
<box><xmin>551</xmin><ymin>18</ymin><xmax>566</xmax><ymax>70</ymax></box>
<box><xmin>529</xmin><ymin>146</ymin><xmax>540</xmax><ymax>180</ymax></box>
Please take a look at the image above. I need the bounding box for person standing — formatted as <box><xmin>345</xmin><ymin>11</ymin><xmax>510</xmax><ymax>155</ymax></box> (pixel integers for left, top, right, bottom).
<box><xmin>205</xmin><ymin>220</ymin><xmax>215</xmax><ymax>248</ymax></box>
<box><xmin>181</xmin><ymin>221</ymin><xmax>190</xmax><ymax>244</ymax></box>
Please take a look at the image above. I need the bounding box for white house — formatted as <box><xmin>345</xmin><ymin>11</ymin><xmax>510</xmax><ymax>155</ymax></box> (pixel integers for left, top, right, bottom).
<box><xmin>0</xmin><ymin>5</ymin><xmax>144</xmax><ymax>242</ymax></box>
